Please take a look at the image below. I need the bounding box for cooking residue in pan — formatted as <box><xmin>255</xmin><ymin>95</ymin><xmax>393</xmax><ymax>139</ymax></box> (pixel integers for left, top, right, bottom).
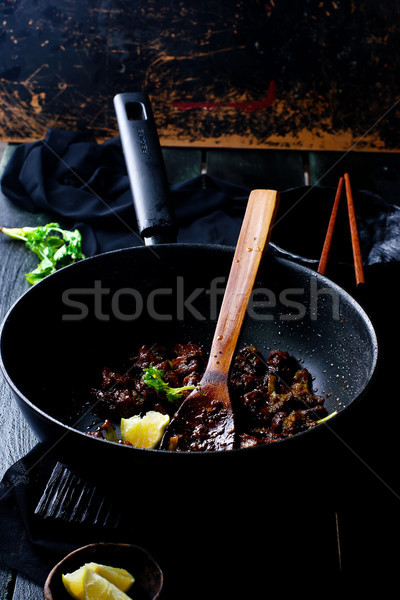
<box><xmin>87</xmin><ymin>343</ymin><xmax>331</xmax><ymax>451</ymax></box>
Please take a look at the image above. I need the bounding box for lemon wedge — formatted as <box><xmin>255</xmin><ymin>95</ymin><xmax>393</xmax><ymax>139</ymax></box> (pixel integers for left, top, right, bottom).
<box><xmin>62</xmin><ymin>565</ymin><xmax>86</xmax><ymax>600</ymax></box>
<box><xmin>87</xmin><ymin>563</ymin><xmax>134</xmax><ymax>592</ymax></box>
<box><xmin>62</xmin><ymin>562</ymin><xmax>134</xmax><ymax>599</ymax></box>
<box><xmin>120</xmin><ymin>410</ymin><xmax>170</xmax><ymax>449</ymax></box>
<box><xmin>83</xmin><ymin>568</ymin><xmax>132</xmax><ymax>600</ymax></box>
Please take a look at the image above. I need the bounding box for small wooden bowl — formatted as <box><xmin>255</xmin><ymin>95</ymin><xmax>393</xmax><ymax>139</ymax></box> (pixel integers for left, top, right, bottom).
<box><xmin>44</xmin><ymin>542</ymin><xmax>163</xmax><ymax>600</ymax></box>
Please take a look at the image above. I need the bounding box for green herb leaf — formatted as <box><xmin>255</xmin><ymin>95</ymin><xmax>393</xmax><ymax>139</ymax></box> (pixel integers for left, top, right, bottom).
<box><xmin>0</xmin><ymin>223</ymin><xmax>85</xmax><ymax>284</ymax></box>
<box><xmin>142</xmin><ymin>365</ymin><xmax>197</xmax><ymax>402</ymax></box>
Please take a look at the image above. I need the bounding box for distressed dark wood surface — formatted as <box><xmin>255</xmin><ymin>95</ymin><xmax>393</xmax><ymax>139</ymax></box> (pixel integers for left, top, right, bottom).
<box><xmin>1</xmin><ymin>0</ymin><xmax>400</xmax><ymax>150</ymax></box>
<box><xmin>0</xmin><ymin>147</ymin><xmax>46</xmax><ymax>598</ymax></box>
<box><xmin>0</xmin><ymin>147</ymin><xmax>46</xmax><ymax>482</ymax></box>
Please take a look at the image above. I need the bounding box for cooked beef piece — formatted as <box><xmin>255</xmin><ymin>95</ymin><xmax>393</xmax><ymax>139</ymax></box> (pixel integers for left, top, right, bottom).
<box><xmin>87</xmin><ymin>429</ymin><xmax>104</xmax><ymax>439</ymax></box>
<box><xmin>89</xmin><ymin>343</ymin><xmax>206</xmax><ymax>421</ymax></box>
<box><xmin>230</xmin><ymin>345</ymin><xmax>268</xmax><ymax>394</ymax></box>
<box><xmin>161</xmin><ymin>369</ymin><xmax>182</xmax><ymax>388</ymax></box>
<box><xmin>133</xmin><ymin>378</ymin><xmax>159</xmax><ymax>402</ymax></box>
<box><xmin>267</xmin><ymin>349</ymin><xmax>299</xmax><ymax>384</ymax></box>
<box><xmin>270</xmin><ymin>411</ymin><xmax>288</xmax><ymax>432</ymax></box>
<box><xmin>301</xmin><ymin>406</ymin><xmax>328</xmax><ymax>420</ymax></box>
<box><xmin>239</xmin><ymin>431</ymin><xmax>283</xmax><ymax>448</ymax></box>
<box><xmin>153</xmin><ymin>402</ymin><xmax>169</xmax><ymax>414</ymax></box>
<box><xmin>281</xmin><ymin>405</ymin><xmax>327</xmax><ymax>435</ymax></box>
<box><xmin>233</xmin><ymin>373</ymin><xmax>263</xmax><ymax>395</ymax></box>
<box><xmin>239</xmin><ymin>433</ymin><xmax>263</xmax><ymax>448</ymax></box>
<box><xmin>91</xmin><ymin>387</ymin><xmax>144</xmax><ymax>418</ymax></box>
<box><xmin>171</xmin><ymin>357</ymin><xmax>202</xmax><ymax>376</ymax></box>
<box><xmin>171</xmin><ymin>343</ymin><xmax>206</xmax><ymax>377</ymax></box>
<box><xmin>231</xmin><ymin>346</ymin><xmax>329</xmax><ymax>441</ymax></box>
<box><xmin>88</xmin><ymin>342</ymin><xmax>330</xmax><ymax>450</ymax></box>
<box><xmin>154</xmin><ymin>359</ymin><xmax>172</xmax><ymax>372</ymax></box>
<box><xmin>291</xmin><ymin>369</ymin><xmax>327</xmax><ymax>409</ymax></box>
<box><xmin>100</xmin><ymin>367</ymin><xmax>135</xmax><ymax>389</ymax></box>
<box><xmin>130</xmin><ymin>345</ymin><xmax>168</xmax><ymax>372</ymax></box>
<box><xmin>182</xmin><ymin>372</ymin><xmax>202</xmax><ymax>387</ymax></box>
<box><xmin>239</xmin><ymin>388</ymin><xmax>269</xmax><ymax>424</ymax></box>
<box><xmin>174</xmin><ymin>343</ymin><xmax>205</xmax><ymax>358</ymax></box>
<box><xmin>240</xmin><ymin>385</ymin><xmax>296</xmax><ymax>428</ymax></box>
<box><xmin>281</xmin><ymin>410</ymin><xmax>312</xmax><ymax>435</ymax></box>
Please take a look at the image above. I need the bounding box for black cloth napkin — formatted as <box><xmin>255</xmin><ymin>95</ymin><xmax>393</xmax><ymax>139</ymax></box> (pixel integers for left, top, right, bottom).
<box><xmin>0</xmin><ymin>129</ymin><xmax>251</xmax><ymax>256</ymax></box>
<box><xmin>0</xmin><ymin>445</ymin><xmax>84</xmax><ymax>584</ymax></box>
<box><xmin>0</xmin><ymin>443</ymin><xmax>165</xmax><ymax>587</ymax></box>
<box><xmin>2</xmin><ymin>128</ymin><xmax>400</xmax><ymax>265</ymax></box>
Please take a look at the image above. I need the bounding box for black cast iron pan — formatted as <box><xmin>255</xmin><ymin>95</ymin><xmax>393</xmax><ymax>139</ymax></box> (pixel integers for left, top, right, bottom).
<box><xmin>0</xmin><ymin>93</ymin><xmax>378</xmax><ymax>501</ymax></box>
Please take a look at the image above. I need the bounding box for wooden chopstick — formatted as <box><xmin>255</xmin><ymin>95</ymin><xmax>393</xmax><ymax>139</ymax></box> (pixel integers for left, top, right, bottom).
<box><xmin>318</xmin><ymin>173</ymin><xmax>365</xmax><ymax>286</ymax></box>
<box><xmin>318</xmin><ymin>176</ymin><xmax>344</xmax><ymax>276</ymax></box>
<box><xmin>344</xmin><ymin>172</ymin><xmax>365</xmax><ymax>286</ymax></box>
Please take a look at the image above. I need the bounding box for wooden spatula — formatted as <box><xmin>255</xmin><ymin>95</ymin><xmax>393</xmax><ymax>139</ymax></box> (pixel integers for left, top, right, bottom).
<box><xmin>160</xmin><ymin>189</ymin><xmax>280</xmax><ymax>452</ymax></box>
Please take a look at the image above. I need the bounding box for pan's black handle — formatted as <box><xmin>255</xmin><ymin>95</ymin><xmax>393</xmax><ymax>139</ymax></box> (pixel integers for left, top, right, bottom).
<box><xmin>114</xmin><ymin>92</ymin><xmax>177</xmax><ymax>245</ymax></box>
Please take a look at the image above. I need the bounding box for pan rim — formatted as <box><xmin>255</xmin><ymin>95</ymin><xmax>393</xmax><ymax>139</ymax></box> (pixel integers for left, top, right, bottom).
<box><xmin>0</xmin><ymin>245</ymin><xmax>379</xmax><ymax>458</ymax></box>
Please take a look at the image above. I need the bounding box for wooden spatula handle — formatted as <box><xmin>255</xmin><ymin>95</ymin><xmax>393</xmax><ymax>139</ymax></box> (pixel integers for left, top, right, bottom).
<box><xmin>206</xmin><ymin>189</ymin><xmax>279</xmax><ymax>378</ymax></box>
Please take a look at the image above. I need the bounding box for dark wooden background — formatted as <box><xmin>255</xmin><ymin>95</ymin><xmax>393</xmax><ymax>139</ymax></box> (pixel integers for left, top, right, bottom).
<box><xmin>1</xmin><ymin>0</ymin><xmax>400</xmax><ymax>150</ymax></box>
